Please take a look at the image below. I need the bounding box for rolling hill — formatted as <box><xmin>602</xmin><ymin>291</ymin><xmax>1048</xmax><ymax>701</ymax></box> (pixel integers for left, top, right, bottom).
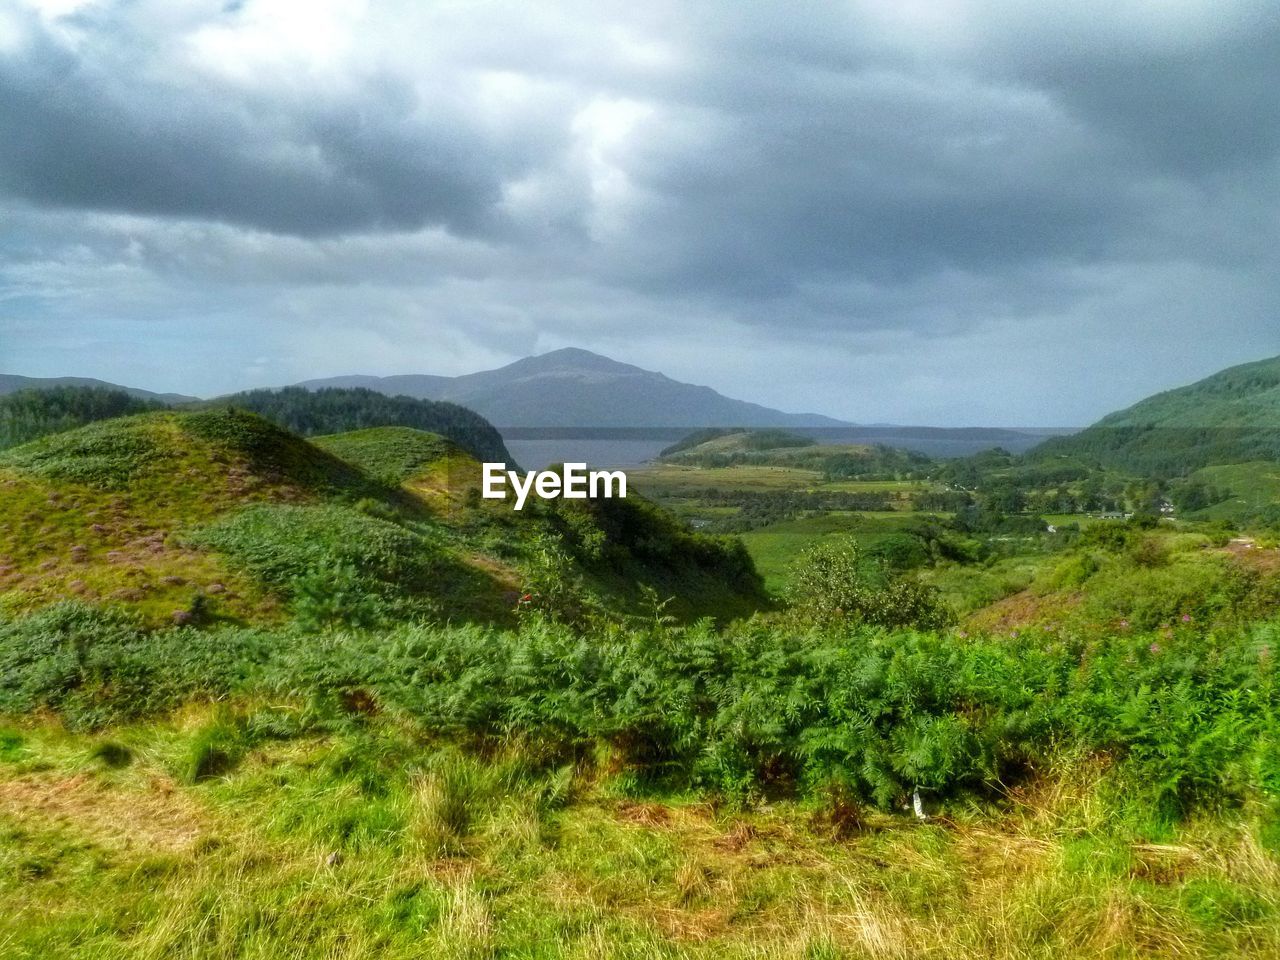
<box><xmin>297</xmin><ymin>347</ymin><xmax>850</xmax><ymax>428</ymax></box>
<box><xmin>0</xmin><ymin>409</ymin><xmax>763</xmax><ymax>628</ymax></box>
<box><xmin>1029</xmin><ymin>354</ymin><xmax>1280</xmax><ymax>475</ymax></box>
<box><xmin>201</xmin><ymin>386</ymin><xmax>515</xmax><ymax>465</ymax></box>
<box><xmin>657</xmin><ymin>428</ymin><xmax>933</xmax><ymax>476</ymax></box>
<box><xmin>0</xmin><ymin>374</ymin><xmax>197</xmax><ymax>404</ymax></box>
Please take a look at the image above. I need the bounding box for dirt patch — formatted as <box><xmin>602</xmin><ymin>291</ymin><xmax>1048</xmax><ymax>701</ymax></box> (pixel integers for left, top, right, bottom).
<box><xmin>0</xmin><ymin>772</ymin><xmax>207</xmax><ymax>853</ymax></box>
<box><xmin>966</xmin><ymin>588</ymin><xmax>1082</xmax><ymax>633</ymax></box>
<box><xmin>1223</xmin><ymin>543</ymin><xmax>1280</xmax><ymax>573</ymax></box>
<box><xmin>616</xmin><ymin>801</ymin><xmax>675</xmax><ymax>828</ymax></box>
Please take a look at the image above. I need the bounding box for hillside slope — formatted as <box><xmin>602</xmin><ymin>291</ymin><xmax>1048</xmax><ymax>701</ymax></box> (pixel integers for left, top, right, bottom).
<box><xmin>0</xmin><ymin>374</ymin><xmax>196</xmax><ymax>404</ymax></box>
<box><xmin>299</xmin><ymin>348</ymin><xmax>849</xmax><ymax>428</ymax></box>
<box><xmin>0</xmin><ymin>414</ymin><xmax>763</xmax><ymax>628</ymax></box>
<box><xmin>1029</xmin><ymin>355</ymin><xmax>1280</xmax><ymax>475</ymax></box>
<box><xmin>659</xmin><ymin>428</ymin><xmax>932</xmax><ymax>476</ymax></box>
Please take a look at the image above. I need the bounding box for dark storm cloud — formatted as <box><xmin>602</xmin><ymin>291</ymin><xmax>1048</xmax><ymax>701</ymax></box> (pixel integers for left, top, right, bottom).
<box><xmin>0</xmin><ymin>5</ymin><xmax>560</xmax><ymax>237</ymax></box>
<box><xmin>981</xmin><ymin>5</ymin><xmax>1280</xmax><ymax>179</ymax></box>
<box><xmin>599</xmin><ymin>3</ymin><xmax>1280</xmax><ymax>302</ymax></box>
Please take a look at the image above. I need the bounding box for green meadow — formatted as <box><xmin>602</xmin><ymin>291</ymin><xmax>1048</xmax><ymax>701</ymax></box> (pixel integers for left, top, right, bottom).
<box><xmin>2</xmin><ymin>399</ymin><xmax>1280</xmax><ymax>957</ymax></box>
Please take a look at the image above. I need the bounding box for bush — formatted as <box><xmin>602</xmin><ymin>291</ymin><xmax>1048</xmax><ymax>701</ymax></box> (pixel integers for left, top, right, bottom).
<box><xmin>785</xmin><ymin>536</ymin><xmax>951</xmax><ymax>629</ymax></box>
<box><xmin>188</xmin><ymin>503</ymin><xmax>446</xmax><ymax>622</ymax></box>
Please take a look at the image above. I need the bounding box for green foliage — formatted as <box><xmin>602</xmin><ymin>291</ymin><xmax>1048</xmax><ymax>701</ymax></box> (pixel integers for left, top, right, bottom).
<box><xmin>312</xmin><ymin>427</ymin><xmax>456</xmax><ymax>484</ymax></box>
<box><xmin>1030</xmin><ymin>354</ymin><xmax>1280</xmax><ymax>475</ymax></box>
<box><xmin>188</xmin><ymin>504</ymin><xmax>446</xmax><ymax>624</ymax></box>
<box><xmin>785</xmin><ymin>536</ymin><xmax>951</xmax><ymax>629</ymax></box>
<box><xmin>0</xmin><ymin>603</ymin><xmax>277</xmax><ymax>726</ymax></box>
<box><xmin>0</xmin><ymin>387</ymin><xmax>165</xmax><ymax>451</ymax></box>
<box><xmin>544</xmin><ymin>487</ymin><xmax>767</xmax><ymax>620</ymax></box>
<box><xmin>1</xmin><ymin>601</ymin><xmax>1279</xmax><ymax>822</ymax></box>
<box><xmin>291</xmin><ymin>560</ymin><xmax>388</xmax><ymax>631</ymax></box>
<box><xmin>205</xmin><ymin>386</ymin><xmax>512</xmax><ymax>464</ymax></box>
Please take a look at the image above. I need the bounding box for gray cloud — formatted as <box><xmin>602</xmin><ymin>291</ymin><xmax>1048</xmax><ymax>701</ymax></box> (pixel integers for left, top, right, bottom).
<box><xmin>0</xmin><ymin>3</ymin><xmax>562</xmax><ymax>237</ymax></box>
<box><xmin>1</xmin><ymin>0</ymin><xmax>1278</xmax><ymax>424</ymax></box>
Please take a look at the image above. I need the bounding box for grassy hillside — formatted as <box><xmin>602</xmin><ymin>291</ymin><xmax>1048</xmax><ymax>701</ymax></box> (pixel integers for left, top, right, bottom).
<box><xmin>1186</xmin><ymin>462</ymin><xmax>1280</xmax><ymax>523</ymax></box>
<box><xmin>312</xmin><ymin>426</ymin><xmax>459</xmax><ymax>485</ymax></box>
<box><xmin>0</xmin><ymin>414</ymin><xmax>763</xmax><ymax>629</ymax></box>
<box><xmin>1031</xmin><ymin>356</ymin><xmax>1280</xmax><ymax>475</ymax></box>
<box><xmin>660</xmin><ymin>429</ymin><xmax>932</xmax><ymax>478</ymax></box>
<box><xmin>6</xmin><ymin>402</ymin><xmax>1280</xmax><ymax>958</ymax></box>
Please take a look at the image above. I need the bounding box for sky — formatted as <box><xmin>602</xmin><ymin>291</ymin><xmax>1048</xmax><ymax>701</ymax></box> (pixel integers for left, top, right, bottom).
<box><xmin>1</xmin><ymin>0</ymin><xmax>1277</xmax><ymax>426</ymax></box>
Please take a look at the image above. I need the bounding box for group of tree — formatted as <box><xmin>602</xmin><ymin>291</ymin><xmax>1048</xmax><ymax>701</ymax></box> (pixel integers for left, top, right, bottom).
<box><xmin>0</xmin><ymin>387</ymin><xmax>165</xmax><ymax>450</ymax></box>
<box><xmin>203</xmin><ymin>387</ymin><xmax>513</xmax><ymax>464</ymax></box>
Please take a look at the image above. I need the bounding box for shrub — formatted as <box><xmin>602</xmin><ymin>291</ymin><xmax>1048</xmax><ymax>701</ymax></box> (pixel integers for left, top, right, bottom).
<box><xmin>188</xmin><ymin>503</ymin><xmax>445</xmax><ymax>622</ymax></box>
<box><xmin>785</xmin><ymin>536</ymin><xmax>951</xmax><ymax>629</ymax></box>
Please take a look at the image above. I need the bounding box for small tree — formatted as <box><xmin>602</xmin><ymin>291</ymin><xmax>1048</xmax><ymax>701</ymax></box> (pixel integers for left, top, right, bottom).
<box><xmin>785</xmin><ymin>536</ymin><xmax>951</xmax><ymax>629</ymax></box>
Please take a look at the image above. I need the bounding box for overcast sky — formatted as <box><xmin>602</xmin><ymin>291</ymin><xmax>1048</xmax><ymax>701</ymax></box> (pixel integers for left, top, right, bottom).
<box><xmin>1</xmin><ymin>0</ymin><xmax>1277</xmax><ymax>425</ymax></box>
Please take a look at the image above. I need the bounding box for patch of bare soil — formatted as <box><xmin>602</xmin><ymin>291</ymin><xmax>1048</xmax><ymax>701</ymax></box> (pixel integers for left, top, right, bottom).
<box><xmin>0</xmin><ymin>772</ymin><xmax>206</xmax><ymax>852</ymax></box>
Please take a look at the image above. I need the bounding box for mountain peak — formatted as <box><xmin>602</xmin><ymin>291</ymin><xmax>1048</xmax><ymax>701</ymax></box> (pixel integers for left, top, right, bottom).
<box><xmin>505</xmin><ymin>347</ymin><xmax>644</xmax><ymax>375</ymax></box>
<box><xmin>298</xmin><ymin>349</ymin><xmax>848</xmax><ymax>428</ymax></box>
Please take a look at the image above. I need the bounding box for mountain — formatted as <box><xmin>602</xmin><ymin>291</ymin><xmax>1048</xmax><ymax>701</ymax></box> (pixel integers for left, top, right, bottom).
<box><xmin>1029</xmin><ymin>355</ymin><xmax>1280</xmax><ymax>475</ymax></box>
<box><xmin>0</xmin><ymin>374</ymin><xmax>197</xmax><ymax>405</ymax></box>
<box><xmin>297</xmin><ymin>348</ymin><xmax>850</xmax><ymax>428</ymax></box>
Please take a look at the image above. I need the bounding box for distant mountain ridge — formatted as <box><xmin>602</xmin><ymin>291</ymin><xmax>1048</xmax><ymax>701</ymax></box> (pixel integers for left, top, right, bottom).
<box><xmin>0</xmin><ymin>374</ymin><xmax>197</xmax><ymax>405</ymax></box>
<box><xmin>1030</xmin><ymin>354</ymin><xmax>1280</xmax><ymax>474</ymax></box>
<box><xmin>297</xmin><ymin>348</ymin><xmax>851</xmax><ymax>428</ymax></box>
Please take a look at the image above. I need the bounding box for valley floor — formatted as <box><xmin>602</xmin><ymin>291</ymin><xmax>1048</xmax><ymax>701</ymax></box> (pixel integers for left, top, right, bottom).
<box><xmin>2</xmin><ymin>713</ymin><xmax>1278</xmax><ymax>960</ymax></box>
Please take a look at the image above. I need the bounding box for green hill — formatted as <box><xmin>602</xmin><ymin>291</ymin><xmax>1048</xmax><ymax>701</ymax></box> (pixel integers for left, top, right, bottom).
<box><xmin>659</xmin><ymin>428</ymin><xmax>818</xmax><ymax>458</ymax></box>
<box><xmin>1030</xmin><ymin>355</ymin><xmax>1280</xmax><ymax>475</ymax></box>
<box><xmin>204</xmin><ymin>386</ymin><xmax>514</xmax><ymax>465</ymax></box>
<box><xmin>312</xmin><ymin>426</ymin><xmax>460</xmax><ymax>485</ymax></box>
<box><xmin>0</xmin><ymin>409</ymin><xmax>410</xmax><ymax>625</ymax></box>
<box><xmin>660</xmin><ymin>428</ymin><xmax>931</xmax><ymax>478</ymax></box>
<box><xmin>0</xmin><ymin>414</ymin><xmax>763</xmax><ymax>628</ymax></box>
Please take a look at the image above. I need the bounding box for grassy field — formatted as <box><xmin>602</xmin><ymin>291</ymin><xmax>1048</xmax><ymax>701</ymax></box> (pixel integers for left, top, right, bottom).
<box><xmin>630</xmin><ymin>464</ymin><xmax>948</xmax><ymax>593</ymax></box>
<box><xmin>630</xmin><ymin>465</ymin><xmax>933</xmax><ymax>499</ymax></box>
<box><xmin>630</xmin><ymin>464</ymin><xmax>828</xmax><ymax>494</ymax></box>
<box><xmin>7</xmin><ymin>407</ymin><xmax>1280</xmax><ymax>958</ymax></box>
<box><xmin>3</xmin><ymin>711</ymin><xmax>1279</xmax><ymax>960</ymax></box>
<box><xmin>1191</xmin><ymin>462</ymin><xmax>1280</xmax><ymax>521</ymax></box>
<box><xmin>739</xmin><ymin>513</ymin><xmax>941</xmax><ymax>593</ymax></box>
